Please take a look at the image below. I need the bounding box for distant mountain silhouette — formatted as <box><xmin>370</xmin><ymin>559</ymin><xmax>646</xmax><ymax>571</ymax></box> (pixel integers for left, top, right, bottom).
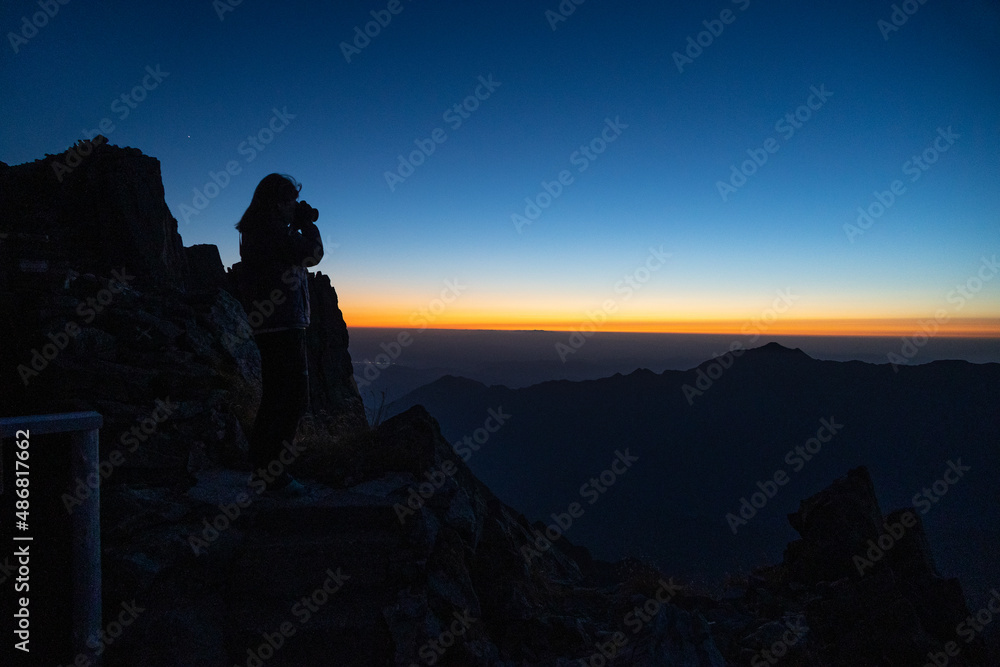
<box><xmin>751</xmin><ymin>340</ymin><xmax>812</xmax><ymax>358</ymax></box>
<box><xmin>3</xmin><ymin>139</ymin><xmax>995</xmax><ymax>664</ymax></box>
<box><xmin>388</xmin><ymin>342</ymin><xmax>1000</xmax><ymax>601</ymax></box>
<box><xmin>350</xmin><ymin>346</ymin><xmax>640</xmax><ymax>406</ymax></box>
<box><xmin>426</xmin><ymin>373</ymin><xmax>489</xmax><ymax>393</ymax></box>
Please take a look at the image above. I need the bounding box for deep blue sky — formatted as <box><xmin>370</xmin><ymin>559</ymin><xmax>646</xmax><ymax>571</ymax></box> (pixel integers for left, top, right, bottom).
<box><xmin>2</xmin><ymin>0</ymin><xmax>998</xmax><ymax>333</ymax></box>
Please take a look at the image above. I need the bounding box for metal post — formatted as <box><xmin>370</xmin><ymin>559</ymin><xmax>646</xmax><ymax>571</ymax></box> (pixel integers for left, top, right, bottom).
<box><xmin>70</xmin><ymin>426</ymin><xmax>102</xmax><ymax>662</ymax></box>
<box><xmin>1</xmin><ymin>411</ymin><xmax>103</xmax><ymax>666</ymax></box>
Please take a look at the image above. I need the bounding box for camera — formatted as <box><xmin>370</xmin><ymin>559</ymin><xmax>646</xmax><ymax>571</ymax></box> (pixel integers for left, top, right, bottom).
<box><xmin>292</xmin><ymin>200</ymin><xmax>319</xmax><ymax>228</ymax></box>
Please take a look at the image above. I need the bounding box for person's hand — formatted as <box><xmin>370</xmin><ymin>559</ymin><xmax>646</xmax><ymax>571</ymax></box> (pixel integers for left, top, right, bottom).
<box><xmin>293</xmin><ymin>201</ymin><xmax>320</xmax><ymax>229</ymax></box>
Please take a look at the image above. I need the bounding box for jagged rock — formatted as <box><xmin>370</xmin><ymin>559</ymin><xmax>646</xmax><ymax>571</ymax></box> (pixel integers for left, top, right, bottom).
<box><xmin>184</xmin><ymin>243</ymin><xmax>228</xmax><ymax>293</ymax></box>
<box><xmin>646</xmin><ymin>604</ymin><xmax>726</xmax><ymax>666</ymax></box>
<box><xmin>3</xmin><ymin>139</ymin><xmax>992</xmax><ymax>666</ymax></box>
<box><xmin>93</xmin><ymin>422</ymin><xmax>993</xmax><ymax>665</ymax></box>
<box><xmin>776</xmin><ymin>466</ymin><xmax>987</xmax><ymax>666</ymax></box>
<box><xmin>0</xmin><ymin>136</ymin><xmax>187</xmax><ymax>289</ymax></box>
<box><xmin>223</xmin><ymin>262</ymin><xmax>366</xmax><ymax>436</ymax></box>
<box><xmin>47</xmin><ymin>393</ymin><xmax>1000</xmax><ymax>665</ymax></box>
<box><xmin>0</xmin><ymin>138</ymin><xmax>365</xmax><ymax>487</ymax></box>
<box><xmin>304</xmin><ymin>270</ymin><xmax>366</xmax><ymax>436</ymax></box>
<box><xmin>783</xmin><ymin>465</ymin><xmax>886</xmax><ymax>583</ymax></box>
<box><xmin>97</xmin><ymin>407</ymin><xmax>614</xmax><ymax>666</ymax></box>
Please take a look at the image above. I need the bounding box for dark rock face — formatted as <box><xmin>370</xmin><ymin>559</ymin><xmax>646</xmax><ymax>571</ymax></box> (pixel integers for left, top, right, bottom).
<box><xmin>0</xmin><ymin>137</ymin><xmax>187</xmax><ymax>290</ymax></box>
<box><xmin>99</xmin><ymin>406</ymin><xmax>733</xmax><ymax>667</ymax></box>
<box><xmin>385</xmin><ymin>345</ymin><xmax>999</xmax><ymax>603</ymax></box>
<box><xmin>2</xmin><ymin>270</ymin><xmax>261</xmax><ymax>485</ymax></box>
<box><xmin>222</xmin><ymin>262</ymin><xmax>367</xmax><ymax>441</ymax></box>
<box><xmin>0</xmin><ymin>138</ymin><xmax>365</xmax><ymax>483</ymax></box>
<box><xmin>184</xmin><ymin>244</ymin><xmax>229</xmax><ymax>293</ymax></box>
<box><xmin>775</xmin><ymin>466</ymin><xmax>987</xmax><ymax>666</ymax></box>
<box><xmin>2</xmin><ymin>140</ymin><xmax>992</xmax><ymax>666</ymax></box>
<box><xmin>96</xmin><ymin>411</ymin><xmax>991</xmax><ymax>666</ymax></box>
<box><xmin>783</xmin><ymin>465</ymin><xmax>887</xmax><ymax>584</ymax></box>
<box><xmin>304</xmin><ymin>271</ymin><xmax>366</xmax><ymax>435</ymax></box>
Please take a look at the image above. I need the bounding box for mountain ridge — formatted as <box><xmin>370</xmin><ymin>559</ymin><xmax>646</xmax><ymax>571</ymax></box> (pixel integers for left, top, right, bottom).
<box><xmin>388</xmin><ymin>342</ymin><xmax>999</xmax><ymax>606</ymax></box>
<box><xmin>2</xmin><ymin>137</ymin><xmax>995</xmax><ymax>665</ymax></box>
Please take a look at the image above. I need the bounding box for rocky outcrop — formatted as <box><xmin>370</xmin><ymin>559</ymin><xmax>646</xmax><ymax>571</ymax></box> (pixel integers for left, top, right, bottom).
<box><xmin>94</xmin><ymin>414</ymin><xmax>992</xmax><ymax>666</ymax></box>
<box><xmin>2</xmin><ymin>139</ymin><xmax>991</xmax><ymax>666</ymax></box>
<box><xmin>773</xmin><ymin>466</ymin><xmax>987</xmax><ymax>665</ymax></box>
<box><xmin>185</xmin><ymin>243</ymin><xmax>229</xmax><ymax>293</ymax></box>
<box><xmin>222</xmin><ymin>262</ymin><xmax>367</xmax><ymax>439</ymax></box>
<box><xmin>0</xmin><ymin>137</ymin><xmax>187</xmax><ymax>290</ymax></box>
<box><xmin>304</xmin><ymin>271</ymin><xmax>366</xmax><ymax>434</ymax></box>
<box><xmin>0</xmin><ymin>138</ymin><xmax>365</xmax><ymax>485</ymax></box>
<box><xmin>697</xmin><ymin>466</ymin><xmax>989</xmax><ymax>666</ymax></box>
<box><xmin>99</xmin><ymin>405</ymin><xmax>734</xmax><ymax>666</ymax></box>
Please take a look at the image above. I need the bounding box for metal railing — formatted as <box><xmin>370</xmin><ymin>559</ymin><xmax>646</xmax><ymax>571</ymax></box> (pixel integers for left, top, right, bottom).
<box><xmin>1</xmin><ymin>411</ymin><xmax>103</xmax><ymax>665</ymax></box>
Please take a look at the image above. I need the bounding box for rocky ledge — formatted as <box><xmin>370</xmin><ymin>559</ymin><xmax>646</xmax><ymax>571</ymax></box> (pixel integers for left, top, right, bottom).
<box><xmin>95</xmin><ymin>407</ymin><xmax>988</xmax><ymax>666</ymax></box>
<box><xmin>0</xmin><ymin>139</ymin><xmax>992</xmax><ymax>666</ymax></box>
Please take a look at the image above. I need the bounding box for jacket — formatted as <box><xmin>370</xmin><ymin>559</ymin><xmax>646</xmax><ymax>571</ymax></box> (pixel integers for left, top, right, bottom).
<box><xmin>238</xmin><ymin>219</ymin><xmax>324</xmax><ymax>332</ymax></box>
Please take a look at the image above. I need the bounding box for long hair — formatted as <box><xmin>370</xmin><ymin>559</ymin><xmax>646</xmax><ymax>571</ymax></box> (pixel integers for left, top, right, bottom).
<box><xmin>235</xmin><ymin>173</ymin><xmax>301</xmax><ymax>237</ymax></box>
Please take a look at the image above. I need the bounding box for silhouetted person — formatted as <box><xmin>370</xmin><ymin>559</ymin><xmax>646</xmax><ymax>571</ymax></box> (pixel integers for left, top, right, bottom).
<box><xmin>235</xmin><ymin>173</ymin><xmax>323</xmax><ymax>494</ymax></box>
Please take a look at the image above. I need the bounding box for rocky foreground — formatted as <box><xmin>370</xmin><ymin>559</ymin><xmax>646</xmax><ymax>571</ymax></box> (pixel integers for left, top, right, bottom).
<box><xmin>0</xmin><ymin>140</ymin><xmax>992</xmax><ymax>665</ymax></box>
<box><xmin>99</xmin><ymin>411</ymin><xmax>990</xmax><ymax>666</ymax></box>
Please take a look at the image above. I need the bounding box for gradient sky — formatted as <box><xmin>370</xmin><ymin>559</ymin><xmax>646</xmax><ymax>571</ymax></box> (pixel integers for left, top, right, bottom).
<box><xmin>2</xmin><ymin>0</ymin><xmax>999</xmax><ymax>336</ymax></box>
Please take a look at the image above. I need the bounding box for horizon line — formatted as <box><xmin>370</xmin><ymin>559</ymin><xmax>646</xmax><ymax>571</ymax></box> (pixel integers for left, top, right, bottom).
<box><xmin>344</xmin><ymin>318</ymin><xmax>1000</xmax><ymax>338</ymax></box>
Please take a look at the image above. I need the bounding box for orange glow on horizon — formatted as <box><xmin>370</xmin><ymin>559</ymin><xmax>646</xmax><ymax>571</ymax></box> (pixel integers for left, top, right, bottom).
<box><xmin>344</xmin><ymin>313</ymin><xmax>1000</xmax><ymax>338</ymax></box>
